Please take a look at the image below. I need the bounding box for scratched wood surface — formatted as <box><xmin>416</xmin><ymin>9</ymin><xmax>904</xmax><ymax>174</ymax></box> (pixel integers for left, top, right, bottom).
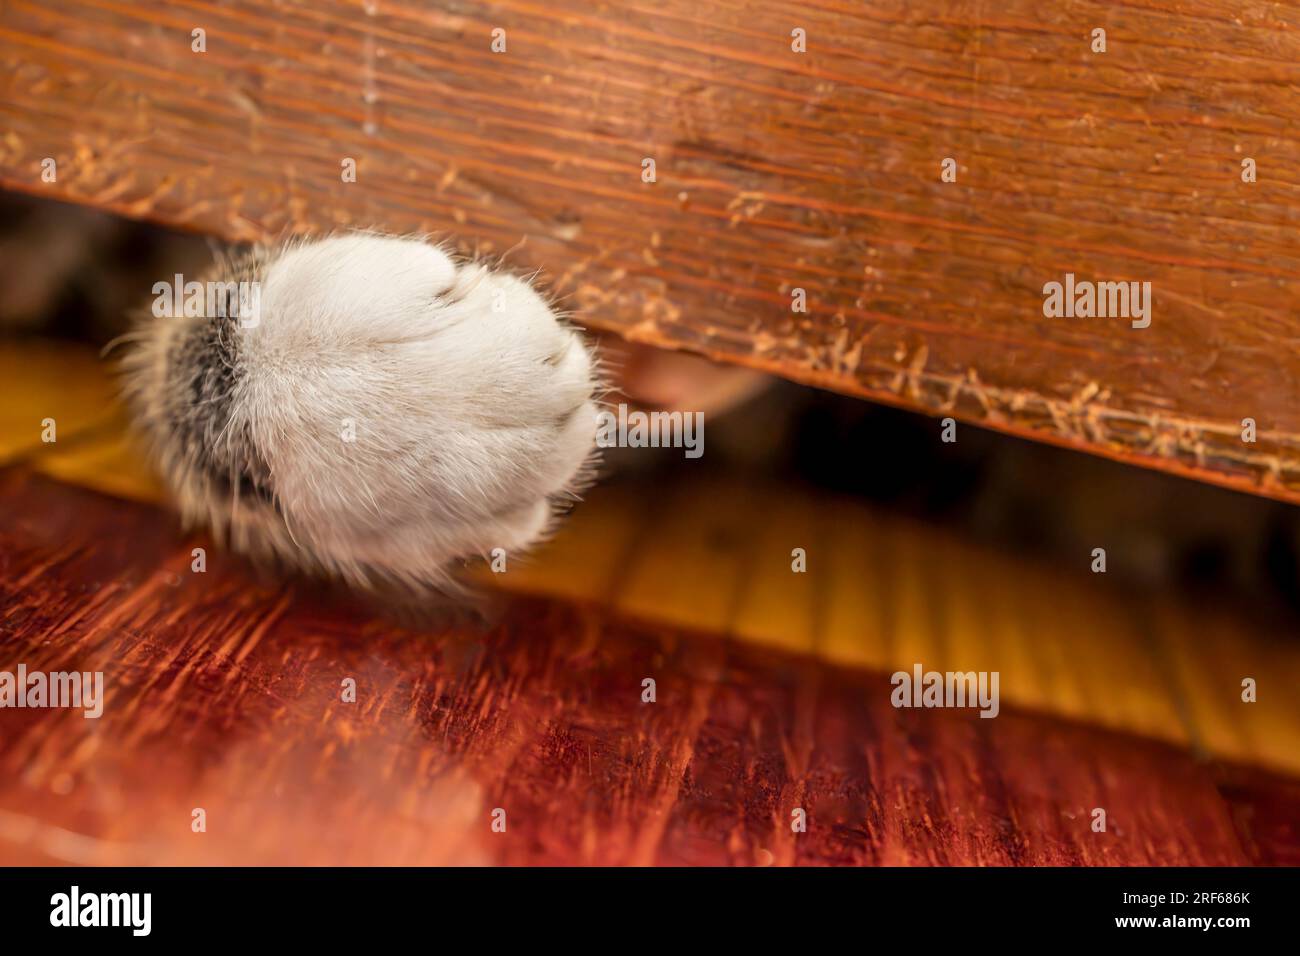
<box><xmin>2</xmin><ymin>338</ymin><xmax>1300</xmax><ymax>865</ymax></box>
<box><xmin>1</xmin><ymin>467</ymin><xmax>1298</xmax><ymax>866</ymax></box>
<box><xmin>2</xmin><ymin>1</ymin><xmax>1299</xmax><ymax>502</ymax></box>
<box><xmin>5</xmin><ymin>339</ymin><xmax>1300</xmax><ymax>782</ymax></box>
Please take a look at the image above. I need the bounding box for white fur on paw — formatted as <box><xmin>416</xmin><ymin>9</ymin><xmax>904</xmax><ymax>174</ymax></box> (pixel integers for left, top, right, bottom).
<box><xmin>124</xmin><ymin>233</ymin><xmax>601</xmax><ymax>588</ymax></box>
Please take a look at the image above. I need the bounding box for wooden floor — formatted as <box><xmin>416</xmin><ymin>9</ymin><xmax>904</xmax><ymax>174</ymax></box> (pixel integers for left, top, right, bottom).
<box><xmin>1</xmin><ymin>342</ymin><xmax>1298</xmax><ymax>865</ymax></box>
<box><xmin>0</xmin><ymin>468</ymin><xmax>1296</xmax><ymax>866</ymax></box>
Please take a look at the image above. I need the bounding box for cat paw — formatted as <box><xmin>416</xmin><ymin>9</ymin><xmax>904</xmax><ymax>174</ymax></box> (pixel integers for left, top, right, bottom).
<box><xmin>124</xmin><ymin>233</ymin><xmax>601</xmax><ymax>588</ymax></box>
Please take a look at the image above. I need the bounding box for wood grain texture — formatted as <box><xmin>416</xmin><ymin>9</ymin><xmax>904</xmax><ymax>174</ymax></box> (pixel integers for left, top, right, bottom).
<box><xmin>6</xmin><ymin>340</ymin><xmax>1300</xmax><ymax>777</ymax></box>
<box><xmin>2</xmin><ymin>1</ymin><xmax>1299</xmax><ymax>500</ymax></box>
<box><xmin>1</xmin><ymin>467</ymin><xmax>1297</xmax><ymax>866</ymax></box>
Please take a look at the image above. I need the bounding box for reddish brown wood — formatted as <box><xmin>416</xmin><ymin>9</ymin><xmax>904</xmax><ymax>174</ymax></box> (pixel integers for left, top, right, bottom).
<box><xmin>1</xmin><ymin>1</ymin><xmax>1299</xmax><ymax>501</ymax></box>
<box><xmin>1216</xmin><ymin>769</ymin><xmax>1300</xmax><ymax>866</ymax></box>
<box><xmin>0</xmin><ymin>468</ymin><xmax>1294</xmax><ymax>865</ymax></box>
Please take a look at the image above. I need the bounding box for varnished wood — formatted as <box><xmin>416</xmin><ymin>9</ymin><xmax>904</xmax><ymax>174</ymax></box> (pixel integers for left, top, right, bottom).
<box><xmin>1</xmin><ymin>468</ymin><xmax>1296</xmax><ymax>865</ymax></box>
<box><xmin>6</xmin><ymin>340</ymin><xmax>1300</xmax><ymax>778</ymax></box>
<box><xmin>2</xmin><ymin>1</ymin><xmax>1298</xmax><ymax>500</ymax></box>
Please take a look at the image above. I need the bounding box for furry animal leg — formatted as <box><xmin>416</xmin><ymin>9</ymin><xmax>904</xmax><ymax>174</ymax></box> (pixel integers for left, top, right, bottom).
<box><xmin>122</xmin><ymin>233</ymin><xmax>600</xmax><ymax>590</ymax></box>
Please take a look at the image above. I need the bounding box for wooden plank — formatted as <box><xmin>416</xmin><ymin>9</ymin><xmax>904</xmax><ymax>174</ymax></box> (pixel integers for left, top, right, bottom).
<box><xmin>6</xmin><ymin>340</ymin><xmax>1299</xmax><ymax>775</ymax></box>
<box><xmin>2</xmin><ymin>1</ymin><xmax>1298</xmax><ymax>500</ymax></box>
<box><xmin>3</xmin><ymin>468</ymin><xmax>1295</xmax><ymax>865</ymax></box>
